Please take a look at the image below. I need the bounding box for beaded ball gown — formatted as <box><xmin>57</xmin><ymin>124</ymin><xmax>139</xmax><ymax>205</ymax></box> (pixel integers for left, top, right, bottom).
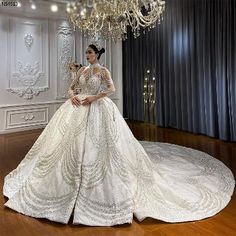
<box><xmin>3</xmin><ymin>62</ymin><xmax>235</xmax><ymax>226</ymax></box>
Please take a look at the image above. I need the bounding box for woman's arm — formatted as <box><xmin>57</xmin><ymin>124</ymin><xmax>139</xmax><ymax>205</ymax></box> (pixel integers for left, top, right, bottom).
<box><xmin>95</xmin><ymin>67</ymin><xmax>116</xmax><ymax>100</ymax></box>
<box><xmin>68</xmin><ymin>66</ymin><xmax>86</xmax><ymax>98</ymax></box>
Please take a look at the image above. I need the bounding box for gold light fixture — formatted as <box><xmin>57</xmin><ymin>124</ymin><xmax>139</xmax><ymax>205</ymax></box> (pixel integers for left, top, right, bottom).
<box><xmin>66</xmin><ymin>0</ymin><xmax>165</xmax><ymax>41</ymax></box>
<box><xmin>143</xmin><ymin>69</ymin><xmax>157</xmax><ymax>123</ymax></box>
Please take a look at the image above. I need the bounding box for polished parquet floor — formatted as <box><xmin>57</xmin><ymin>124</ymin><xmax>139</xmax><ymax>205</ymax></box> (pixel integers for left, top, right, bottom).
<box><xmin>0</xmin><ymin>120</ymin><xmax>236</xmax><ymax>236</ymax></box>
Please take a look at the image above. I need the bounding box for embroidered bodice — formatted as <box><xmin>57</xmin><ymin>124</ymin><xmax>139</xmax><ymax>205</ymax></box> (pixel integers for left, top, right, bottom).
<box><xmin>68</xmin><ymin>63</ymin><xmax>115</xmax><ymax>97</ymax></box>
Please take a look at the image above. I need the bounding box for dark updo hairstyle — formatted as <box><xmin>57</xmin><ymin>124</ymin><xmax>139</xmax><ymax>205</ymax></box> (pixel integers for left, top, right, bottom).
<box><xmin>88</xmin><ymin>44</ymin><xmax>105</xmax><ymax>60</ymax></box>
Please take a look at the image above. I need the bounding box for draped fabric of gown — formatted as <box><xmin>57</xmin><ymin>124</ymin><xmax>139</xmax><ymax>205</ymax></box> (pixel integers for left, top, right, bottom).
<box><xmin>3</xmin><ymin>63</ymin><xmax>235</xmax><ymax>226</ymax></box>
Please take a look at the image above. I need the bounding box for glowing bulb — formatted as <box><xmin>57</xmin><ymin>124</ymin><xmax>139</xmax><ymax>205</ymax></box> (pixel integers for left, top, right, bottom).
<box><xmin>153</xmin><ymin>77</ymin><xmax>155</xmax><ymax>80</ymax></box>
<box><xmin>51</xmin><ymin>4</ymin><xmax>58</xmax><ymax>12</ymax></box>
<box><xmin>66</xmin><ymin>3</ymin><xmax>73</xmax><ymax>13</ymax></box>
<box><xmin>147</xmin><ymin>70</ymin><xmax>150</xmax><ymax>73</ymax></box>
<box><xmin>80</xmin><ymin>9</ymin><xmax>87</xmax><ymax>18</ymax></box>
<box><xmin>31</xmin><ymin>3</ymin><xmax>36</xmax><ymax>10</ymax></box>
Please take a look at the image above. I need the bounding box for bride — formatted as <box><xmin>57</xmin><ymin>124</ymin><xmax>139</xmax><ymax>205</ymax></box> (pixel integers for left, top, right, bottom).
<box><xmin>3</xmin><ymin>43</ymin><xmax>235</xmax><ymax>226</ymax></box>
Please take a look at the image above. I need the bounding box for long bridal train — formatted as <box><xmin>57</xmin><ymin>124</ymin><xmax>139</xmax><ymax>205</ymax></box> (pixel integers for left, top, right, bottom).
<box><xmin>3</xmin><ymin>94</ymin><xmax>235</xmax><ymax>226</ymax></box>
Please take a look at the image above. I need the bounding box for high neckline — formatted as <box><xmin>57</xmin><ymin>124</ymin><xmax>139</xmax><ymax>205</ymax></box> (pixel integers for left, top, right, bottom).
<box><xmin>88</xmin><ymin>62</ymin><xmax>100</xmax><ymax>68</ymax></box>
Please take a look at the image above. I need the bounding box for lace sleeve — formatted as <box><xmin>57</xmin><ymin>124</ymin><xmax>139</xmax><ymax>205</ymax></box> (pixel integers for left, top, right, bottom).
<box><xmin>95</xmin><ymin>67</ymin><xmax>116</xmax><ymax>99</ymax></box>
<box><xmin>68</xmin><ymin>66</ymin><xmax>86</xmax><ymax>98</ymax></box>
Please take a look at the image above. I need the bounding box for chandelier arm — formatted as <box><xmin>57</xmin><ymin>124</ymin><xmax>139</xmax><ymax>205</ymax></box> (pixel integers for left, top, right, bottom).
<box><xmin>134</xmin><ymin>10</ymin><xmax>162</xmax><ymax>26</ymax></box>
<box><xmin>126</xmin><ymin>13</ymin><xmax>136</xmax><ymax>29</ymax></box>
<box><xmin>90</xmin><ymin>14</ymin><xmax>105</xmax><ymax>32</ymax></box>
<box><xmin>131</xmin><ymin>12</ymin><xmax>148</xmax><ymax>29</ymax></box>
<box><xmin>128</xmin><ymin>2</ymin><xmax>154</xmax><ymax>29</ymax></box>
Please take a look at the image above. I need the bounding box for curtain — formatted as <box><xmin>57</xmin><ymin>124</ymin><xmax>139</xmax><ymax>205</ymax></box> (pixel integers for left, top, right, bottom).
<box><xmin>122</xmin><ymin>0</ymin><xmax>236</xmax><ymax>142</ymax></box>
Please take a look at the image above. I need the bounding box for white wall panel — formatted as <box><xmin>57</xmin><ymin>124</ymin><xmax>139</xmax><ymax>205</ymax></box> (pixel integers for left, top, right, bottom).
<box><xmin>6</xmin><ymin>17</ymin><xmax>49</xmax><ymax>100</ymax></box>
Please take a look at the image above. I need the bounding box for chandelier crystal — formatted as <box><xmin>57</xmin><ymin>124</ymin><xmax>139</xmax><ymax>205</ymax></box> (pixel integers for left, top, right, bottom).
<box><xmin>66</xmin><ymin>0</ymin><xmax>165</xmax><ymax>41</ymax></box>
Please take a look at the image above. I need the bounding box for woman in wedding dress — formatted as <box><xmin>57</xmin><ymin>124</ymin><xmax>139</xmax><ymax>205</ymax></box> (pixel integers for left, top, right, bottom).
<box><xmin>3</xmin><ymin>43</ymin><xmax>235</xmax><ymax>226</ymax></box>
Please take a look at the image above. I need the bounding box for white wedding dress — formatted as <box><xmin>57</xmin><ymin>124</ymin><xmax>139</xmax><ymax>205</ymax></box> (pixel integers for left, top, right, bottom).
<box><xmin>3</xmin><ymin>62</ymin><xmax>235</xmax><ymax>226</ymax></box>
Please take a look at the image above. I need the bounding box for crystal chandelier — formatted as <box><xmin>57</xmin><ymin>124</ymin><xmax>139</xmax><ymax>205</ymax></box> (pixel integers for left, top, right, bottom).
<box><xmin>66</xmin><ymin>0</ymin><xmax>165</xmax><ymax>41</ymax></box>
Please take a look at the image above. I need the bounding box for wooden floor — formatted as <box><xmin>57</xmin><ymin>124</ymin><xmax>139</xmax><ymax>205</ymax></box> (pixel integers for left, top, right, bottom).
<box><xmin>0</xmin><ymin>120</ymin><xmax>236</xmax><ymax>236</ymax></box>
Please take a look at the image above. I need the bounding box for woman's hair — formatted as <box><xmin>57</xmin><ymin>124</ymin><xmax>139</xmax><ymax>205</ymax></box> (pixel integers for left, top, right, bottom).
<box><xmin>88</xmin><ymin>44</ymin><xmax>105</xmax><ymax>60</ymax></box>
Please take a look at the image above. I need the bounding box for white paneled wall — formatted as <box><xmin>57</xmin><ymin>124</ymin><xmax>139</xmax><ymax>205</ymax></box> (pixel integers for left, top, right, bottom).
<box><xmin>0</xmin><ymin>12</ymin><xmax>123</xmax><ymax>134</ymax></box>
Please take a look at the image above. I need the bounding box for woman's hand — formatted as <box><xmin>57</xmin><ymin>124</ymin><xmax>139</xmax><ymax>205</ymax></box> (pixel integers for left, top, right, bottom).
<box><xmin>81</xmin><ymin>96</ymin><xmax>97</xmax><ymax>106</ymax></box>
<box><xmin>70</xmin><ymin>96</ymin><xmax>82</xmax><ymax>107</ymax></box>
<box><xmin>68</xmin><ymin>62</ymin><xmax>80</xmax><ymax>72</ymax></box>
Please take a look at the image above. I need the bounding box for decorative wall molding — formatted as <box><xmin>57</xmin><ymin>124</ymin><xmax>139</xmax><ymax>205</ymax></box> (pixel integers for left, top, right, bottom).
<box><xmin>6</xmin><ymin>17</ymin><xmax>49</xmax><ymax>100</ymax></box>
<box><xmin>24</xmin><ymin>33</ymin><xmax>34</xmax><ymax>50</ymax></box>
<box><xmin>57</xmin><ymin>26</ymin><xmax>73</xmax><ymax>36</ymax></box>
<box><xmin>0</xmin><ymin>100</ymin><xmax>65</xmax><ymax>109</ymax></box>
<box><xmin>56</xmin><ymin>23</ymin><xmax>74</xmax><ymax>99</ymax></box>
<box><xmin>13</xmin><ymin>61</ymin><xmax>44</xmax><ymax>87</ymax></box>
<box><xmin>7</xmin><ymin>87</ymin><xmax>48</xmax><ymax>100</ymax></box>
<box><xmin>58</xmin><ymin>26</ymin><xmax>73</xmax><ymax>84</ymax></box>
<box><xmin>6</xmin><ymin>60</ymin><xmax>48</xmax><ymax>99</ymax></box>
<box><xmin>59</xmin><ymin>38</ymin><xmax>73</xmax><ymax>82</ymax></box>
<box><xmin>21</xmin><ymin>113</ymin><xmax>35</xmax><ymax>121</ymax></box>
<box><xmin>5</xmin><ymin>106</ymin><xmax>49</xmax><ymax>130</ymax></box>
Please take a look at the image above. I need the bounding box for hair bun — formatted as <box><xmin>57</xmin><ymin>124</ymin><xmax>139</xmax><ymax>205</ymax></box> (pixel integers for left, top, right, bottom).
<box><xmin>99</xmin><ymin>48</ymin><xmax>105</xmax><ymax>54</ymax></box>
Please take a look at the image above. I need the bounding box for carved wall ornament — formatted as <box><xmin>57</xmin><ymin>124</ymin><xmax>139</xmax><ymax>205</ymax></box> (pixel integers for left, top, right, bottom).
<box><xmin>57</xmin><ymin>25</ymin><xmax>74</xmax><ymax>82</ymax></box>
<box><xmin>21</xmin><ymin>113</ymin><xmax>35</xmax><ymax>121</ymax></box>
<box><xmin>24</xmin><ymin>33</ymin><xmax>34</xmax><ymax>50</ymax></box>
<box><xmin>7</xmin><ymin>60</ymin><xmax>48</xmax><ymax>99</ymax></box>
<box><xmin>59</xmin><ymin>38</ymin><xmax>73</xmax><ymax>81</ymax></box>
<box><xmin>57</xmin><ymin>26</ymin><xmax>73</xmax><ymax>36</ymax></box>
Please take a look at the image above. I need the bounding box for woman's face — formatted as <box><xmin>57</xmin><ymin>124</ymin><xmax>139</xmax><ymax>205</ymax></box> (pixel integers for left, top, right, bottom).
<box><xmin>86</xmin><ymin>47</ymin><xmax>98</xmax><ymax>64</ymax></box>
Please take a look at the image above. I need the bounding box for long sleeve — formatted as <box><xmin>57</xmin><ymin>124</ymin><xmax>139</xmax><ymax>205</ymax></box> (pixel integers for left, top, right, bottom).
<box><xmin>95</xmin><ymin>67</ymin><xmax>116</xmax><ymax>99</ymax></box>
<box><xmin>68</xmin><ymin>66</ymin><xmax>86</xmax><ymax>98</ymax></box>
